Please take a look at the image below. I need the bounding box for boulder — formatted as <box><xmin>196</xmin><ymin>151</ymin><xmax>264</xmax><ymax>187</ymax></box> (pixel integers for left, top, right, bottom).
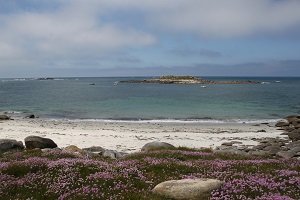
<box><xmin>0</xmin><ymin>115</ymin><xmax>10</xmax><ymax>120</ymax></box>
<box><xmin>152</xmin><ymin>178</ymin><xmax>224</xmax><ymax>200</ymax></box>
<box><xmin>287</xmin><ymin>132</ymin><xmax>300</xmax><ymax>142</ymax></box>
<box><xmin>102</xmin><ymin>149</ymin><xmax>123</xmax><ymax>159</ymax></box>
<box><xmin>285</xmin><ymin>141</ymin><xmax>300</xmax><ymax>149</ymax></box>
<box><xmin>25</xmin><ymin>136</ymin><xmax>57</xmax><ymax>149</ymax></box>
<box><xmin>82</xmin><ymin>146</ymin><xmax>105</xmax><ymax>154</ymax></box>
<box><xmin>291</xmin><ymin>119</ymin><xmax>300</xmax><ymax>127</ymax></box>
<box><xmin>64</xmin><ymin>145</ymin><xmax>84</xmax><ymax>154</ymax></box>
<box><xmin>0</xmin><ymin>139</ymin><xmax>24</xmax><ymax>153</ymax></box>
<box><xmin>26</xmin><ymin>114</ymin><xmax>35</xmax><ymax>119</ymax></box>
<box><xmin>276</xmin><ymin>151</ymin><xmax>295</xmax><ymax>159</ymax></box>
<box><xmin>285</xmin><ymin>115</ymin><xmax>300</xmax><ymax>123</ymax></box>
<box><xmin>141</xmin><ymin>141</ymin><xmax>175</xmax><ymax>152</ymax></box>
<box><xmin>275</xmin><ymin>120</ymin><xmax>289</xmax><ymax>127</ymax></box>
<box><xmin>264</xmin><ymin>146</ymin><xmax>281</xmax><ymax>155</ymax></box>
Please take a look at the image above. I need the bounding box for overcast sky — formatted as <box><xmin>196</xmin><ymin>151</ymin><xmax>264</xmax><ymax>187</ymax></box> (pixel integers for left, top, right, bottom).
<box><xmin>1</xmin><ymin>0</ymin><xmax>300</xmax><ymax>78</ymax></box>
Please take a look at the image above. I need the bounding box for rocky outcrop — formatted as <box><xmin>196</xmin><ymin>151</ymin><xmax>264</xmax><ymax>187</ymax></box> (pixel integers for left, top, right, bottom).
<box><xmin>141</xmin><ymin>141</ymin><xmax>175</xmax><ymax>152</ymax></box>
<box><xmin>214</xmin><ymin>115</ymin><xmax>300</xmax><ymax>159</ymax></box>
<box><xmin>152</xmin><ymin>178</ymin><xmax>224</xmax><ymax>200</ymax></box>
<box><xmin>0</xmin><ymin>139</ymin><xmax>24</xmax><ymax>153</ymax></box>
<box><xmin>25</xmin><ymin>136</ymin><xmax>57</xmax><ymax>149</ymax></box>
<box><xmin>120</xmin><ymin>75</ymin><xmax>260</xmax><ymax>85</ymax></box>
<box><xmin>0</xmin><ymin>115</ymin><xmax>10</xmax><ymax>120</ymax></box>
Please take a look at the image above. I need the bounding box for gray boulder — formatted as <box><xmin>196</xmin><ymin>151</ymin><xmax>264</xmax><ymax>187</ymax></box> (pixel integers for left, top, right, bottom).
<box><xmin>0</xmin><ymin>139</ymin><xmax>24</xmax><ymax>153</ymax></box>
<box><xmin>102</xmin><ymin>149</ymin><xmax>124</xmax><ymax>159</ymax></box>
<box><xmin>285</xmin><ymin>115</ymin><xmax>300</xmax><ymax>123</ymax></box>
<box><xmin>141</xmin><ymin>141</ymin><xmax>175</xmax><ymax>152</ymax></box>
<box><xmin>82</xmin><ymin>146</ymin><xmax>105</xmax><ymax>154</ymax></box>
<box><xmin>0</xmin><ymin>115</ymin><xmax>10</xmax><ymax>120</ymax></box>
<box><xmin>287</xmin><ymin>131</ymin><xmax>300</xmax><ymax>142</ymax></box>
<box><xmin>152</xmin><ymin>178</ymin><xmax>224</xmax><ymax>200</ymax></box>
<box><xmin>275</xmin><ymin>120</ymin><xmax>289</xmax><ymax>127</ymax></box>
<box><xmin>276</xmin><ymin>151</ymin><xmax>295</xmax><ymax>159</ymax></box>
<box><xmin>25</xmin><ymin>136</ymin><xmax>57</xmax><ymax>149</ymax></box>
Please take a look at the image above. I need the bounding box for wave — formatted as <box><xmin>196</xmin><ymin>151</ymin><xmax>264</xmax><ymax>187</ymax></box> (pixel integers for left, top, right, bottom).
<box><xmin>46</xmin><ymin>117</ymin><xmax>280</xmax><ymax>124</ymax></box>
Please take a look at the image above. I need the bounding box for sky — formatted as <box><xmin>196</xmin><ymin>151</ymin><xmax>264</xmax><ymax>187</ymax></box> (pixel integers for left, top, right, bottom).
<box><xmin>0</xmin><ymin>0</ymin><xmax>300</xmax><ymax>78</ymax></box>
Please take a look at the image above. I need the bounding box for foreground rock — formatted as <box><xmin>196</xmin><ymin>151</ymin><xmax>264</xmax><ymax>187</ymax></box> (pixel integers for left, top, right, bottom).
<box><xmin>152</xmin><ymin>178</ymin><xmax>224</xmax><ymax>200</ymax></box>
<box><xmin>141</xmin><ymin>141</ymin><xmax>175</xmax><ymax>152</ymax></box>
<box><xmin>25</xmin><ymin>136</ymin><xmax>57</xmax><ymax>149</ymax></box>
<box><xmin>0</xmin><ymin>139</ymin><xmax>24</xmax><ymax>153</ymax></box>
<box><xmin>0</xmin><ymin>115</ymin><xmax>10</xmax><ymax>120</ymax></box>
<box><xmin>120</xmin><ymin>75</ymin><xmax>259</xmax><ymax>85</ymax></box>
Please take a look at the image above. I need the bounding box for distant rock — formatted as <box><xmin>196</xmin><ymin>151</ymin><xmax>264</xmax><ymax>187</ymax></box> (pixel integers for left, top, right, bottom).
<box><xmin>25</xmin><ymin>136</ymin><xmax>57</xmax><ymax>149</ymax></box>
<box><xmin>152</xmin><ymin>178</ymin><xmax>224</xmax><ymax>200</ymax></box>
<box><xmin>0</xmin><ymin>139</ymin><xmax>24</xmax><ymax>153</ymax></box>
<box><xmin>120</xmin><ymin>75</ymin><xmax>260</xmax><ymax>85</ymax></box>
<box><xmin>0</xmin><ymin>115</ymin><xmax>10</xmax><ymax>120</ymax></box>
<box><xmin>141</xmin><ymin>141</ymin><xmax>175</xmax><ymax>152</ymax></box>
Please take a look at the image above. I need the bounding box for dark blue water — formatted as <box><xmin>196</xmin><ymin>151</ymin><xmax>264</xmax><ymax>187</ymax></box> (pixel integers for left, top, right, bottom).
<box><xmin>0</xmin><ymin>77</ymin><xmax>299</xmax><ymax>122</ymax></box>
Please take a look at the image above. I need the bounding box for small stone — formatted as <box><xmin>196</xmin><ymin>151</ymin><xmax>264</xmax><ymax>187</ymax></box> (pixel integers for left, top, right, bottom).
<box><xmin>257</xmin><ymin>129</ymin><xmax>266</xmax><ymax>132</ymax></box>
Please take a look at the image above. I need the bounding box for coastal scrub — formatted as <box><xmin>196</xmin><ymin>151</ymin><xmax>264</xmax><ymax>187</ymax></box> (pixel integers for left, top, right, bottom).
<box><xmin>0</xmin><ymin>149</ymin><xmax>299</xmax><ymax>199</ymax></box>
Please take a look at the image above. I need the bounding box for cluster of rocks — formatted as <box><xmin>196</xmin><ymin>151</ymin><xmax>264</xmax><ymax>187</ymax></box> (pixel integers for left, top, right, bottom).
<box><xmin>215</xmin><ymin>115</ymin><xmax>300</xmax><ymax>159</ymax></box>
<box><xmin>276</xmin><ymin>115</ymin><xmax>300</xmax><ymax>141</ymax></box>
<box><xmin>120</xmin><ymin>75</ymin><xmax>259</xmax><ymax>85</ymax></box>
<box><xmin>0</xmin><ymin>136</ymin><xmax>129</xmax><ymax>159</ymax></box>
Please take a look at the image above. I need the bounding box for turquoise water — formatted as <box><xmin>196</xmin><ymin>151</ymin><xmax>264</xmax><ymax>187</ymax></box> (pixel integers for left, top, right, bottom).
<box><xmin>0</xmin><ymin>77</ymin><xmax>299</xmax><ymax>122</ymax></box>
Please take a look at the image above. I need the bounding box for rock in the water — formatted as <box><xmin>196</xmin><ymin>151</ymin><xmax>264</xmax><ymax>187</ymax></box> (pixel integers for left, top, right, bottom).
<box><xmin>275</xmin><ymin>120</ymin><xmax>289</xmax><ymax>127</ymax></box>
<box><xmin>0</xmin><ymin>115</ymin><xmax>10</xmax><ymax>120</ymax></box>
<box><xmin>152</xmin><ymin>178</ymin><xmax>224</xmax><ymax>200</ymax></box>
<box><xmin>141</xmin><ymin>141</ymin><xmax>175</xmax><ymax>152</ymax></box>
<box><xmin>25</xmin><ymin>136</ymin><xmax>57</xmax><ymax>149</ymax></box>
<box><xmin>0</xmin><ymin>139</ymin><xmax>24</xmax><ymax>153</ymax></box>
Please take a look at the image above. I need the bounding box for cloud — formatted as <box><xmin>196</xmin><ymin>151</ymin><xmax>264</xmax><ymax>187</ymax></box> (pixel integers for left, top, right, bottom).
<box><xmin>169</xmin><ymin>48</ymin><xmax>222</xmax><ymax>58</ymax></box>
<box><xmin>103</xmin><ymin>0</ymin><xmax>300</xmax><ymax>37</ymax></box>
<box><xmin>0</xmin><ymin>0</ymin><xmax>155</xmax><ymax>69</ymax></box>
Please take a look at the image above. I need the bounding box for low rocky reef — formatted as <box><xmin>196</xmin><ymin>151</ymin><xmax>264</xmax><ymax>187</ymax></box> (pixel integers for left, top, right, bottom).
<box><xmin>120</xmin><ymin>75</ymin><xmax>260</xmax><ymax>85</ymax></box>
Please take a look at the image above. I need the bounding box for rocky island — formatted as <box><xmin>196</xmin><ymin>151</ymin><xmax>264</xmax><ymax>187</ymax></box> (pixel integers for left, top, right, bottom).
<box><xmin>120</xmin><ymin>75</ymin><xmax>260</xmax><ymax>84</ymax></box>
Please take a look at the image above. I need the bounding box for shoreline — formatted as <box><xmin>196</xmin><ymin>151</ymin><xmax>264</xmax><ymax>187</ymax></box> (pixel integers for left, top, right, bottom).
<box><xmin>0</xmin><ymin>118</ymin><xmax>285</xmax><ymax>153</ymax></box>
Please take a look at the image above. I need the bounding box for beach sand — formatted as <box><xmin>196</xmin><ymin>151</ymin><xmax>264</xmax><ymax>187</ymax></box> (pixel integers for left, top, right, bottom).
<box><xmin>0</xmin><ymin>118</ymin><xmax>285</xmax><ymax>153</ymax></box>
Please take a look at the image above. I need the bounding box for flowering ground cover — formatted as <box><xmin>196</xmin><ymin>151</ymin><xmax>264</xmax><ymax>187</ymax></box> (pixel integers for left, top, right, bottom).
<box><xmin>0</xmin><ymin>148</ymin><xmax>299</xmax><ymax>200</ymax></box>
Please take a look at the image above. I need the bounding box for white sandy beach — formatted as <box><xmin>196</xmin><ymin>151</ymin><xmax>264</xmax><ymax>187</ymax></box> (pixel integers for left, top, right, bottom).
<box><xmin>0</xmin><ymin>118</ymin><xmax>286</xmax><ymax>153</ymax></box>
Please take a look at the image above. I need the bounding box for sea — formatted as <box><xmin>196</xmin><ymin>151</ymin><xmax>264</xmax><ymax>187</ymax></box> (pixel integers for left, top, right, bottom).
<box><xmin>0</xmin><ymin>77</ymin><xmax>299</xmax><ymax>123</ymax></box>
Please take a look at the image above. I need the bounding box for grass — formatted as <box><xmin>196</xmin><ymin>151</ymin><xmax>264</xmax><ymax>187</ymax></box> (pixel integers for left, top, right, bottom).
<box><xmin>0</xmin><ymin>147</ymin><xmax>299</xmax><ymax>200</ymax></box>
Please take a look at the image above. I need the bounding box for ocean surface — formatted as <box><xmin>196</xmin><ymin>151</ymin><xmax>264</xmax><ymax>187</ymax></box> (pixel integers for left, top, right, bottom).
<box><xmin>0</xmin><ymin>77</ymin><xmax>299</xmax><ymax>123</ymax></box>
